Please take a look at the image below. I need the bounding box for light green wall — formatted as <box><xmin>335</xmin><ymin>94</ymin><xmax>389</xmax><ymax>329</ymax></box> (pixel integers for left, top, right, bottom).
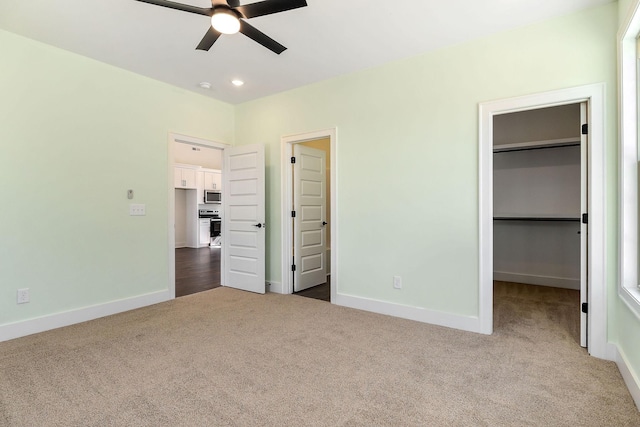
<box><xmin>620</xmin><ymin>0</ymin><xmax>634</xmax><ymax>22</ymax></box>
<box><xmin>616</xmin><ymin>0</ymin><xmax>640</xmax><ymax>393</ymax></box>
<box><xmin>617</xmin><ymin>303</ymin><xmax>640</xmax><ymax>378</ymax></box>
<box><xmin>235</xmin><ymin>3</ymin><xmax>618</xmax><ymax>317</ymax></box>
<box><xmin>0</xmin><ymin>29</ymin><xmax>234</xmax><ymax>326</ymax></box>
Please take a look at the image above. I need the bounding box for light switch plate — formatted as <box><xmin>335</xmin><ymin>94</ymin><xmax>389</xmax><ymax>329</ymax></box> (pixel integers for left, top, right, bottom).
<box><xmin>129</xmin><ymin>204</ymin><xmax>146</xmax><ymax>216</ymax></box>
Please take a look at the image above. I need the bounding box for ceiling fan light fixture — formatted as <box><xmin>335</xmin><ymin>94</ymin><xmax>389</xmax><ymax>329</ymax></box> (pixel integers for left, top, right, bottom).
<box><xmin>211</xmin><ymin>8</ymin><xmax>240</xmax><ymax>35</ymax></box>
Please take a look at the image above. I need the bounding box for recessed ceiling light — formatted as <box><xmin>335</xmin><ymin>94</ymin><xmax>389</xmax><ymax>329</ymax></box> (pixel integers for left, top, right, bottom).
<box><xmin>231</xmin><ymin>79</ymin><xmax>244</xmax><ymax>87</ymax></box>
<box><xmin>199</xmin><ymin>82</ymin><xmax>212</xmax><ymax>90</ymax></box>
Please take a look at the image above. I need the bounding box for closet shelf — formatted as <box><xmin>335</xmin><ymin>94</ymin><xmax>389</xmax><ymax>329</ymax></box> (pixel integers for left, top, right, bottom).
<box><xmin>493</xmin><ymin>216</ymin><xmax>580</xmax><ymax>222</ymax></box>
<box><xmin>493</xmin><ymin>137</ymin><xmax>580</xmax><ymax>153</ymax></box>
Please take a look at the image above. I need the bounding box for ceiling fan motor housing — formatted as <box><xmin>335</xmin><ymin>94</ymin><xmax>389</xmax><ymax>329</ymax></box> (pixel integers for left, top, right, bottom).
<box><xmin>215</xmin><ymin>4</ymin><xmax>243</xmax><ymax>18</ymax></box>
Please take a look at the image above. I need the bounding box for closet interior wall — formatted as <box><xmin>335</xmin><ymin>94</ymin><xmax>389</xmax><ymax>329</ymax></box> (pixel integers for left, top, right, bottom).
<box><xmin>493</xmin><ymin>104</ymin><xmax>582</xmax><ymax>290</ymax></box>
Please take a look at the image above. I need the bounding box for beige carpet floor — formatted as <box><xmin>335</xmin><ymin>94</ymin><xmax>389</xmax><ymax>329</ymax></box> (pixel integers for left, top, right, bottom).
<box><xmin>1</xmin><ymin>282</ymin><xmax>639</xmax><ymax>426</ymax></box>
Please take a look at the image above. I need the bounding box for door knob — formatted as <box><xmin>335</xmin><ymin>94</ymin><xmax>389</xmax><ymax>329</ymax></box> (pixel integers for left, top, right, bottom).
<box><xmin>254</xmin><ymin>223</ymin><xmax>265</xmax><ymax>229</ymax></box>
<box><xmin>322</xmin><ymin>221</ymin><xmax>328</xmax><ymax>226</ymax></box>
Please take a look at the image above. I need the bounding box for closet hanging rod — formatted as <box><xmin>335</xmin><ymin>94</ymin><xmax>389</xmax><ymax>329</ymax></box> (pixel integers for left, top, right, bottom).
<box><xmin>493</xmin><ymin>216</ymin><xmax>580</xmax><ymax>222</ymax></box>
<box><xmin>493</xmin><ymin>141</ymin><xmax>580</xmax><ymax>153</ymax></box>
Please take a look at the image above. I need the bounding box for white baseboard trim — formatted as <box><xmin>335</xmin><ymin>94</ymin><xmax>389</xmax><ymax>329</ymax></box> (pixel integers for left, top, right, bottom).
<box><xmin>334</xmin><ymin>293</ymin><xmax>482</xmax><ymax>334</ymax></box>
<box><xmin>616</xmin><ymin>345</ymin><xmax>640</xmax><ymax>411</ymax></box>
<box><xmin>494</xmin><ymin>271</ymin><xmax>580</xmax><ymax>290</ymax></box>
<box><xmin>0</xmin><ymin>290</ymin><xmax>172</xmax><ymax>343</ymax></box>
<box><xmin>267</xmin><ymin>281</ymin><xmax>284</xmax><ymax>294</ymax></box>
<box><xmin>605</xmin><ymin>342</ymin><xmax>618</xmax><ymax>362</ymax></box>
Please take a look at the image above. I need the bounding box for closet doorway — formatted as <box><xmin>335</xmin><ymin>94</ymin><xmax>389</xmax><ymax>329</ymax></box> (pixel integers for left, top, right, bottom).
<box><xmin>478</xmin><ymin>84</ymin><xmax>607</xmax><ymax>359</ymax></box>
<box><xmin>492</xmin><ymin>103</ymin><xmax>587</xmax><ymax>346</ymax></box>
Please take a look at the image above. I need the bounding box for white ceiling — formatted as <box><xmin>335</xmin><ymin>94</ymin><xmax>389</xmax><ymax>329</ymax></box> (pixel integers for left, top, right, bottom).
<box><xmin>0</xmin><ymin>0</ymin><xmax>614</xmax><ymax>105</ymax></box>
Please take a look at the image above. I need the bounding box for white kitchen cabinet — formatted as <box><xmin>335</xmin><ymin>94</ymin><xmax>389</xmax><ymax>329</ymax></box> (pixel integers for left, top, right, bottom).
<box><xmin>199</xmin><ymin>219</ymin><xmax>210</xmax><ymax>247</ymax></box>
<box><xmin>202</xmin><ymin>170</ymin><xmax>222</xmax><ymax>191</ymax></box>
<box><xmin>174</xmin><ymin>165</ymin><xmax>197</xmax><ymax>189</ymax></box>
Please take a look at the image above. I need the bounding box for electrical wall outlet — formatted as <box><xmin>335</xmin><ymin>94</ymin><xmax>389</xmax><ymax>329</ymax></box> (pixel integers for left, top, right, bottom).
<box><xmin>393</xmin><ymin>276</ymin><xmax>402</xmax><ymax>289</ymax></box>
<box><xmin>17</xmin><ymin>288</ymin><xmax>30</xmax><ymax>304</ymax></box>
<box><xmin>129</xmin><ymin>204</ymin><xmax>146</xmax><ymax>216</ymax></box>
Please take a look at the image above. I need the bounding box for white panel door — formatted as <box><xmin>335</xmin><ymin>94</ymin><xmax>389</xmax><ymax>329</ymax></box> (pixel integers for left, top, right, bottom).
<box><xmin>223</xmin><ymin>144</ymin><xmax>265</xmax><ymax>294</ymax></box>
<box><xmin>293</xmin><ymin>145</ymin><xmax>327</xmax><ymax>292</ymax></box>
<box><xmin>580</xmin><ymin>102</ymin><xmax>588</xmax><ymax>348</ymax></box>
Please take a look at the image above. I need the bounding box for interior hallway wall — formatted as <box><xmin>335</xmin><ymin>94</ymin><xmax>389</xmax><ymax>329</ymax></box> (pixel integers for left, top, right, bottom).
<box><xmin>175</xmin><ymin>189</ymin><xmax>187</xmax><ymax>248</ymax></box>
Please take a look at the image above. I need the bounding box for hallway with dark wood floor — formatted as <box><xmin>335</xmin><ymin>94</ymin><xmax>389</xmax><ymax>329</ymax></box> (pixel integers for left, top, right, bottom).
<box><xmin>176</xmin><ymin>247</ymin><xmax>330</xmax><ymax>301</ymax></box>
<box><xmin>294</xmin><ymin>276</ymin><xmax>330</xmax><ymax>302</ymax></box>
<box><xmin>175</xmin><ymin>247</ymin><xmax>221</xmax><ymax>297</ymax></box>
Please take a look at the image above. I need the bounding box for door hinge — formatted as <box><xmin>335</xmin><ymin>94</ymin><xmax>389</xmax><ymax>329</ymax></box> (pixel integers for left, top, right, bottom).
<box><xmin>291</xmin><ymin>264</ymin><xmax>296</xmax><ymax>272</ymax></box>
<box><xmin>291</xmin><ymin>156</ymin><xmax>296</xmax><ymax>164</ymax></box>
<box><xmin>291</xmin><ymin>210</ymin><xmax>296</xmax><ymax>218</ymax></box>
<box><xmin>581</xmin><ymin>124</ymin><xmax>588</xmax><ymax>135</ymax></box>
<box><xmin>581</xmin><ymin>302</ymin><xmax>588</xmax><ymax>314</ymax></box>
<box><xmin>582</xmin><ymin>213</ymin><xmax>588</xmax><ymax>224</ymax></box>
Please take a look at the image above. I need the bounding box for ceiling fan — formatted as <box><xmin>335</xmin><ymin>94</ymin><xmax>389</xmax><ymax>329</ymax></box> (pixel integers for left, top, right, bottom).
<box><xmin>135</xmin><ymin>0</ymin><xmax>308</xmax><ymax>54</ymax></box>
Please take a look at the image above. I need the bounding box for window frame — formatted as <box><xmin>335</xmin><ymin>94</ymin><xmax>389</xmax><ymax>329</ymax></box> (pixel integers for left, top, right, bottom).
<box><xmin>618</xmin><ymin>0</ymin><xmax>640</xmax><ymax>318</ymax></box>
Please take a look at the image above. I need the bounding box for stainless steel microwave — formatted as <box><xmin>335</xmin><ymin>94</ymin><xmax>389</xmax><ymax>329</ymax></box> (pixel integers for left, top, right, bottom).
<box><xmin>204</xmin><ymin>190</ymin><xmax>222</xmax><ymax>204</ymax></box>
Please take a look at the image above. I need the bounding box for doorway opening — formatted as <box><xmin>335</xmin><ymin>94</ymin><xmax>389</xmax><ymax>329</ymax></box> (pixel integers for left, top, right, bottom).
<box><xmin>478</xmin><ymin>84</ymin><xmax>608</xmax><ymax>360</ymax></box>
<box><xmin>281</xmin><ymin>129</ymin><xmax>337</xmax><ymax>302</ymax></box>
<box><xmin>492</xmin><ymin>103</ymin><xmax>587</xmax><ymax>347</ymax></box>
<box><xmin>168</xmin><ymin>133</ymin><xmax>228</xmax><ymax>298</ymax></box>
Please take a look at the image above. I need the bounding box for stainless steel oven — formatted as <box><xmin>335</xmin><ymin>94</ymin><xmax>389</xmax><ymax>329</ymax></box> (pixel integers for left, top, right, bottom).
<box><xmin>199</xmin><ymin>209</ymin><xmax>222</xmax><ymax>246</ymax></box>
<box><xmin>210</xmin><ymin>218</ymin><xmax>221</xmax><ymax>237</ymax></box>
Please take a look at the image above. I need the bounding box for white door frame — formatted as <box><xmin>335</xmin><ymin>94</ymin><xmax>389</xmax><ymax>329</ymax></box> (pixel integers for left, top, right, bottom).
<box><xmin>479</xmin><ymin>84</ymin><xmax>610</xmax><ymax>360</ymax></box>
<box><xmin>280</xmin><ymin>128</ymin><xmax>337</xmax><ymax>301</ymax></box>
<box><xmin>168</xmin><ymin>132</ymin><xmax>230</xmax><ymax>299</ymax></box>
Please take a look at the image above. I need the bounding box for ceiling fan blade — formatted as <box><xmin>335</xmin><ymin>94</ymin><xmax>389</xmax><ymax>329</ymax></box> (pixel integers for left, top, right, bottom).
<box><xmin>227</xmin><ymin>0</ymin><xmax>240</xmax><ymax>7</ymax></box>
<box><xmin>134</xmin><ymin>0</ymin><xmax>213</xmax><ymax>17</ymax></box>
<box><xmin>196</xmin><ymin>26</ymin><xmax>222</xmax><ymax>51</ymax></box>
<box><xmin>239</xmin><ymin>20</ymin><xmax>286</xmax><ymax>54</ymax></box>
<box><xmin>236</xmin><ymin>0</ymin><xmax>307</xmax><ymax>19</ymax></box>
